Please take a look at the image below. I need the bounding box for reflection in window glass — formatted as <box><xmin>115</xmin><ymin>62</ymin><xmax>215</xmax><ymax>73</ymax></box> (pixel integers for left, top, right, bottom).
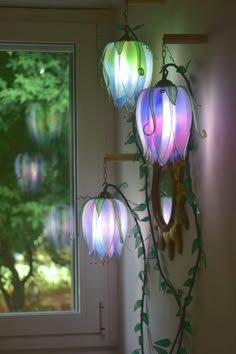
<box><xmin>0</xmin><ymin>50</ymin><xmax>74</xmax><ymax>313</ymax></box>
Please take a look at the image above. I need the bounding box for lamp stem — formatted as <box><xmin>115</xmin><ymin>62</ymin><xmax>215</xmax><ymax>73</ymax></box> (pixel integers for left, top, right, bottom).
<box><xmin>124</xmin><ymin>0</ymin><xmax>129</xmax><ymax>28</ymax></box>
<box><xmin>103</xmin><ymin>158</ymin><xmax>107</xmax><ymax>185</ymax></box>
<box><xmin>161</xmin><ymin>38</ymin><xmax>166</xmax><ymax>69</ymax></box>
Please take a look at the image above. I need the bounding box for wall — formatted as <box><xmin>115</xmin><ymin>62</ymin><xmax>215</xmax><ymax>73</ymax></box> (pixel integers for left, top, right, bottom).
<box><xmin>117</xmin><ymin>0</ymin><xmax>236</xmax><ymax>353</ymax></box>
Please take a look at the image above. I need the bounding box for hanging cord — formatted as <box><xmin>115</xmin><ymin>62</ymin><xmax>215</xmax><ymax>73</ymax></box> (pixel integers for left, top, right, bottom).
<box><xmin>103</xmin><ymin>158</ymin><xmax>107</xmax><ymax>186</ymax></box>
<box><xmin>124</xmin><ymin>0</ymin><xmax>128</xmax><ymax>29</ymax></box>
<box><xmin>161</xmin><ymin>38</ymin><xmax>166</xmax><ymax>69</ymax></box>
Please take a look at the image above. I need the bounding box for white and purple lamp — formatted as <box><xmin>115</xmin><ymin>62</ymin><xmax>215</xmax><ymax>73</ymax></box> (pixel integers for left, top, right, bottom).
<box><xmin>82</xmin><ymin>191</ymin><xmax>128</xmax><ymax>261</ymax></box>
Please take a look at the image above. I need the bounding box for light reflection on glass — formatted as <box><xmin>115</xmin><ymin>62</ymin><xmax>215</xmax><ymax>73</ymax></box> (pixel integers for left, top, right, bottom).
<box><xmin>43</xmin><ymin>205</ymin><xmax>74</xmax><ymax>250</ymax></box>
<box><xmin>26</xmin><ymin>103</ymin><xmax>64</xmax><ymax>145</ymax></box>
<box><xmin>160</xmin><ymin>196</ymin><xmax>172</xmax><ymax>225</ymax></box>
<box><xmin>14</xmin><ymin>153</ymin><xmax>45</xmax><ymax>192</ymax></box>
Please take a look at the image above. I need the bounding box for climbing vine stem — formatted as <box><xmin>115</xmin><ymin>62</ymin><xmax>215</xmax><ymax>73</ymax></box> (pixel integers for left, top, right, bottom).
<box><xmin>103</xmin><ymin>182</ymin><xmax>147</xmax><ymax>354</ymax></box>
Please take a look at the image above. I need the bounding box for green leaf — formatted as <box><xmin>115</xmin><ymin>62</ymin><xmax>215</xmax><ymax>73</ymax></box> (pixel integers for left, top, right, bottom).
<box><xmin>140</xmin><ymin>216</ymin><xmax>149</xmax><ymax>222</ymax></box>
<box><xmin>130</xmin><ymin>210</ymin><xmax>140</xmax><ymax>220</ymax></box>
<box><xmin>187</xmin><ymin>191</ymin><xmax>196</xmax><ymax>206</ymax></box>
<box><xmin>112</xmin><ymin>190</ymin><xmax>119</xmax><ymax>198</ymax></box>
<box><xmin>177</xmin><ymin>65</ymin><xmax>186</xmax><ymax>74</ymax></box>
<box><xmin>134</xmin><ymin>323</ymin><xmax>142</xmax><ymax>332</ymax></box>
<box><xmin>188</xmin><ymin>137</ymin><xmax>195</xmax><ymax>151</ymax></box>
<box><xmin>115</xmin><ymin>24</ymin><xmax>126</xmax><ymax>31</ymax></box>
<box><xmin>141</xmin><ymin>312</ymin><xmax>149</xmax><ymax>325</ymax></box>
<box><xmin>134</xmin><ymin>152</ymin><xmax>141</xmax><ymax>161</ymax></box>
<box><xmin>125</xmin><ymin>134</ymin><xmax>136</xmax><ymax>145</ymax></box>
<box><xmin>134</xmin><ymin>299</ymin><xmax>142</xmax><ymax>312</ymax></box>
<box><xmin>184</xmin><ymin>60</ymin><xmax>191</xmax><ymax>72</ymax></box>
<box><xmin>184</xmin><ymin>321</ymin><xmax>193</xmax><ymax>334</ymax></box>
<box><xmin>148</xmin><ymin>249</ymin><xmax>157</xmax><ymax>259</ymax></box>
<box><xmin>133</xmin><ymin>224</ymin><xmax>140</xmax><ymax>237</ymax></box>
<box><xmin>139</xmin><ymin>164</ymin><xmax>148</xmax><ymax>179</ymax></box>
<box><xmin>139</xmin><ymin>185</ymin><xmax>146</xmax><ymax>192</ymax></box>
<box><xmin>179</xmin><ymin>348</ymin><xmax>187</xmax><ymax>354</ymax></box>
<box><xmin>176</xmin><ymin>307</ymin><xmax>183</xmax><ymax>317</ymax></box>
<box><xmin>153</xmin><ymin>264</ymin><xmax>160</xmax><ymax>270</ymax></box>
<box><xmin>166</xmin><ymin>287</ymin><xmax>175</xmax><ymax>294</ymax></box>
<box><xmin>165</xmin><ymin>85</ymin><xmax>177</xmax><ymax>105</ymax></box>
<box><xmin>184</xmin><ymin>278</ymin><xmax>193</xmax><ymax>287</ymax></box>
<box><xmin>132</xmin><ymin>350</ymin><xmax>140</xmax><ymax>354</ymax></box>
<box><xmin>160</xmin><ymin>280</ymin><xmax>167</xmax><ymax>292</ymax></box>
<box><xmin>155</xmin><ymin>338</ymin><xmax>171</xmax><ymax>347</ymax></box>
<box><xmin>127</xmin><ymin>116</ymin><xmax>134</xmax><ymax>123</ymax></box>
<box><xmin>201</xmin><ymin>251</ymin><xmax>207</xmax><ymax>268</ymax></box>
<box><xmin>133</xmin><ymin>203</ymin><xmax>147</xmax><ymax>212</ymax></box>
<box><xmin>95</xmin><ymin>198</ymin><xmax>105</xmax><ymax>217</ymax></box>
<box><xmin>177</xmin><ymin>289</ymin><xmax>183</xmax><ymax>298</ymax></box>
<box><xmin>139</xmin><ymin>271</ymin><xmax>144</xmax><ymax>282</ymax></box>
<box><xmin>138</xmin><ymin>246</ymin><xmax>144</xmax><ymax>258</ymax></box>
<box><xmin>177</xmin><ymin>61</ymin><xmax>191</xmax><ymax>74</ymax></box>
<box><xmin>153</xmin><ymin>346</ymin><xmax>168</xmax><ymax>354</ymax></box>
<box><xmin>188</xmin><ymin>266</ymin><xmax>196</xmax><ymax>276</ymax></box>
<box><xmin>139</xmin><ymin>335</ymin><xmax>143</xmax><ymax>345</ymax></box>
<box><xmin>192</xmin><ymin>238</ymin><xmax>200</xmax><ymax>254</ymax></box>
<box><xmin>186</xmin><ymin>295</ymin><xmax>193</xmax><ymax>306</ymax></box>
<box><xmin>135</xmin><ymin>235</ymin><xmax>142</xmax><ymax>249</ymax></box>
<box><xmin>132</xmin><ymin>24</ymin><xmax>144</xmax><ymax>31</ymax></box>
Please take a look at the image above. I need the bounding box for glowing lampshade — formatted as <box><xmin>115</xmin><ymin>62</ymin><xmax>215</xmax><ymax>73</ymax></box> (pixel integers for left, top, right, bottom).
<box><xmin>82</xmin><ymin>195</ymin><xmax>128</xmax><ymax>260</ymax></box>
<box><xmin>136</xmin><ymin>84</ymin><xmax>192</xmax><ymax>165</ymax></box>
<box><xmin>101</xmin><ymin>40</ymin><xmax>153</xmax><ymax>111</ymax></box>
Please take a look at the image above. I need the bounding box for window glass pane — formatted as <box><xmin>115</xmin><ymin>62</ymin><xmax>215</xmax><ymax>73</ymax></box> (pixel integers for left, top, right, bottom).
<box><xmin>0</xmin><ymin>49</ymin><xmax>75</xmax><ymax>313</ymax></box>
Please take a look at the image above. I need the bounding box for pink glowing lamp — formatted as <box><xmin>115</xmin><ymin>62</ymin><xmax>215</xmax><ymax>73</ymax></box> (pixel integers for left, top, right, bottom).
<box><xmin>136</xmin><ymin>80</ymin><xmax>192</xmax><ymax>166</ymax></box>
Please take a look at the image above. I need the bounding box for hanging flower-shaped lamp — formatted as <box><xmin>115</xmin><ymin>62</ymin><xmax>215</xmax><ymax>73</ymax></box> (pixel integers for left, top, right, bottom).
<box><xmin>101</xmin><ymin>24</ymin><xmax>153</xmax><ymax>111</ymax></box>
<box><xmin>82</xmin><ymin>191</ymin><xmax>128</xmax><ymax>260</ymax></box>
<box><xmin>136</xmin><ymin>70</ymin><xmax>193</xmax><ymax>165</ymax></box>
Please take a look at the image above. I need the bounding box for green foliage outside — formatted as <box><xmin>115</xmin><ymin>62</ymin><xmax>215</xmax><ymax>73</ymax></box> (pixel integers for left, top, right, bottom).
<box><xmin>0</xmin><ymin>50</ymin><xmax>72</xmax><ymax>312</ymax></box>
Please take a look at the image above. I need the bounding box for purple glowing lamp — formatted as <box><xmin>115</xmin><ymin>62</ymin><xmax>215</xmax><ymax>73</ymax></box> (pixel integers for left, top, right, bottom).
<box><xmin>136</xmin><ymin>80</ymin><xmax>192</xmax><ymax>165</ymax></box>
<box><xmin>82</xmin><ymin>192</ymin><xmax>128</xmax><ymax>260</ymax></box>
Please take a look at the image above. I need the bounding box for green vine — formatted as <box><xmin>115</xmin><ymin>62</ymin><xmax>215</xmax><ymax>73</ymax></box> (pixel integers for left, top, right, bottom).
<box><xmin>101</xmin><ymin>57</ymin><xmax>206</xmax><ymax>354</ymax></box>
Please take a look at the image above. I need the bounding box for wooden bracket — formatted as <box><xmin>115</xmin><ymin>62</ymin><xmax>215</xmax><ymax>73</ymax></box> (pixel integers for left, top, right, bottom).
<box><xmin>163</xmin><ymin>34</ymin><xmax>208</xmax><ymax>45</ymax></box>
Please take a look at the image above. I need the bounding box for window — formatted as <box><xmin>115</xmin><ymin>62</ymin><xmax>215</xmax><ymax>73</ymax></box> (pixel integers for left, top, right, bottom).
<box><xmin>0</xmin><ymin>47</ymin><xmax>76</xmax><ymax>314</ymax></box>
<box><xmin>0</xmin><ymin>8</ymin><xmax>119</xmax><ymax>353</ymax></box>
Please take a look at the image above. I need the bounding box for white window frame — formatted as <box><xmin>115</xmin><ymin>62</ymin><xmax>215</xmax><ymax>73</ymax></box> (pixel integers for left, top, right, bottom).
<box><xmin>0</xmin><ymin>8</ymin><xmax>119</xmax><ymax>353</ymax></box>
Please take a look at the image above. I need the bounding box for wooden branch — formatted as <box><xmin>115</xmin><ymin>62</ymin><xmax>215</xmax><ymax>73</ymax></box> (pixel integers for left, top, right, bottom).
<box><xmin>163</xmin><ymin>34</ymin><xmax>208</xmax><ymax>44</ymax></box>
